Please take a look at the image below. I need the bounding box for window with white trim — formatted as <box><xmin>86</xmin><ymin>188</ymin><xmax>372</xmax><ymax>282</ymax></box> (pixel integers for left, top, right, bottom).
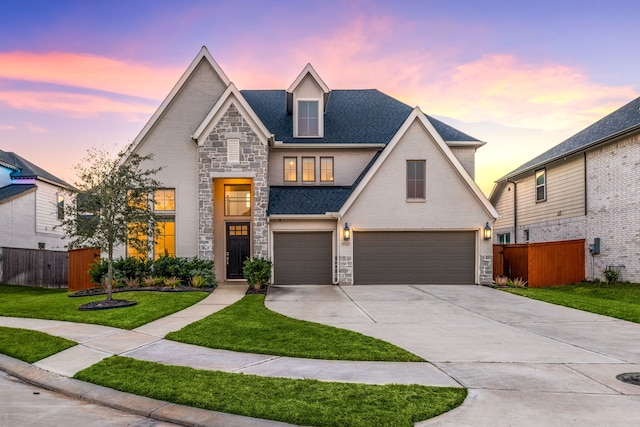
<box><xmin>302</xmin><ymin>157</ymin><xmax>315</xmax><ymax>182</ymax></box>
<box><xmin>535</xmin><ymin>169</ymin><xmax>546</xmax><ymax>202</ymax></box>
<box><xmin>297</xmin><ymin>100</ymin><xmax>319</xmax><ymax>137</ymax></box>
<box><xmin>407</xmin><ymin>160</ymin><xmax>426</xmax><ymax>199</ymax></box>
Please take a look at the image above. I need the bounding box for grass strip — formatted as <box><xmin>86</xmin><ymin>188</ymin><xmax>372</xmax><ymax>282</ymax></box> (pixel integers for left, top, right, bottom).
<box><xmin>0</xmin><ymin>326</ymin><xmax>76</xmax><ymax>363</ymax></box>
<box><xmin>0</xmin><ymin>284</ymin><xmax>208</xmax><ymax>330</ymax></box>
<box><xmin>75</xmin><ymin>356</ymin><xmax>465</xmax><ymax>427</ymax></box>
<box><xmin>167</xmin><ymin>294</ymin><xmax>423</xmax><ymax>361</ymax></box>
<box><xmin>505</xmin><ymin>282</ymin><xmax>640</xmax><ymax>323</ymax></box>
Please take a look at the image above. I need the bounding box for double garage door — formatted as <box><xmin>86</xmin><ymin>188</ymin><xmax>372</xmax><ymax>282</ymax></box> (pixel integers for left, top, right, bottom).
<box><xmin>353</xmin><ymin>231</ymin><xmax>475</xmax><ymax>284</ymax></box>
<box><xmin>273</xmin><ymin>231</ymin><xmax>475</xmax><ymax>285</ymax></box>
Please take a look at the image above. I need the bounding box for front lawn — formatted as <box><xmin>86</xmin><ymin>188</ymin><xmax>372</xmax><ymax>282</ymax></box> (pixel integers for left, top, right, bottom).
<box><xmin>75</xmin><ymin>356</ymin><xmax>466</xmax><ymax>427</ymax></box>
<box><xmin>0</xmin><ymin>284</ymin><xmax>209</xmax><ymax>329</ymax></box>
<box><xmin>167</xmin><ymin>294</ymin><xmax>423</xmax><ymax>361</ymax></box>
<box><xmin>0</xmin><ymin>326</ymin><xmax>76</xmax><ymax>363</ymax></box>
<box><xmin>505</xmin><ymin>281</ymin><xmax>640</xmax><ymax>323</ymax></box>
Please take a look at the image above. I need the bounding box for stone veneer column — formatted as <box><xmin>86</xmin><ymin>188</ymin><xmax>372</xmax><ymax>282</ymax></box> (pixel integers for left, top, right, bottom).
<box><xmin>197</xmin><ymin>103</ymin><xmax>269</xmax><ymax>260</ymax></box>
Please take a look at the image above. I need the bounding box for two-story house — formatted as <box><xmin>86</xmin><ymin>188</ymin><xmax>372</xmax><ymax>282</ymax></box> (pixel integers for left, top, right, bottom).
<box><xmin>118</xmin><ymin>46</ymin><xmax>497</xmax><ymax>285</ymax></box>
<box><xmin>0</xmin><ymin>150</ymin><xmax>71</xmax><ymax>250</ymax></box>
<box><xmin>490</xmin><ymin>95</ymin><xmax>640</xmax><ymax>283</ymax></box>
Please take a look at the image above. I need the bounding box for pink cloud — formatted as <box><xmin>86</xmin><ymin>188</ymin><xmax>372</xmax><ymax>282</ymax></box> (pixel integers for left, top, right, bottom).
<box><xmin>0</xmin><ymin>51</ymin><xmax>182</xmax><ymax>99</ymax></box>
<box><xmin>25</xmin><ymin>123</ymin><xmax>49</xmax><ymax>133</ymax></box>
<box><xmin>0</xmin><ymin>90</ymin><xmax>156</xmax><ymax>121</ymax></box>
<box><xmin>0</xmin><ymin>124</ymin><xmax>15</xmax><ymax>130</ymax></box>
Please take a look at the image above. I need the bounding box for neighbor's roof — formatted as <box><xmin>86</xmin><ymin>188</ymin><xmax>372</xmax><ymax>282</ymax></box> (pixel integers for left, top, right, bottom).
<box><xmin>501</xmin><ymin>95</ymin><xmax>640</xmax><ymax>179</ymax></box>
<box><xmin>0</xmin><ymin>184</ymin><xmax>37</xmax><ymax>203</ymax></box>
<box><xmin>242</xmin><ymin>89</ymin><xmax>479</xmax><ymax>145</ymax></box>
<box><xmin>0</xmin><ymin>150</ymin><xmax>71</xmax><ymax>188</ymax></box>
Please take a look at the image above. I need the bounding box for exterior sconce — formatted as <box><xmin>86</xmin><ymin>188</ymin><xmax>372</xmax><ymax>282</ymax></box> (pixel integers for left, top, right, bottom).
<box><xmin>483</xmin><ymin>222</ymin><xmax>492</xmax><ymax>240</ymax></box>
<box><xmin>343</xmin><ymin>223</ymin><xmax>351</xmax><ymax>241</ymax></box>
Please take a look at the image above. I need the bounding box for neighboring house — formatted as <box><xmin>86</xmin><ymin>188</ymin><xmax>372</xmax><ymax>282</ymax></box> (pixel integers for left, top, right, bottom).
<box><xmin>118</xmin><ymin>46</ymin><xmax>497</xmax><ymax>285</ymax></box>
<box><xmin>0</xmin><ymin>150</ymin><xmax>72</xmax><ymax>250</ymax></box>
<box><xmin>490</xmin><ymin>95</ymin><xmax>640</xmax><ymax>283</ymax></box>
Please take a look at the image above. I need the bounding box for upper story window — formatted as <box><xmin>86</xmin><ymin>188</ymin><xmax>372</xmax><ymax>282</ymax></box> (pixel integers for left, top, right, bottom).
<box><xmin>320</xmin><ymin>157</ymin><xmax>334</xmax><ymax>182</ymax></box>
<box><xmin>224</xmin><ymin>184</ymin><xmax>251</xmax><ymax>216</ymax></box>
<box><xmin>535</xmin><ymin>169</ymin><xmax>546</xmax><ymax>202</ymax></box>
<box><xmin>407</xmin><ymin>160</ymin><xmax>426</xmax><ymax>200</ymax></box>
<box><xmin>302</xmin><ymin>157</ymin><xmax>316</xmax><ymax>182</ymax></box>
<box><xmin>297</xmin><ymin>100</ymin><xmax>319</xmax><ymax>137</ymax></box>
<box><xmin>57</xmin><ymin>194</ymin><xmax>64</xmax><ymax>220</ymax></box>
<box><xmin>284</xmin><ymin>157</ymin><xmax>297</xmax><ymax>182</ymax></box>
<box><xmin>154</xmin><ymin>189</ymin><xmax>175</xmax><ymax>211</ymax></box>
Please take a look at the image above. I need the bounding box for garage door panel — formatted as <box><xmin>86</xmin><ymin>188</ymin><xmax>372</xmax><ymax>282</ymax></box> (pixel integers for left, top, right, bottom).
<box><xmin>274</xmin><ymin>232</ymin><xmax>332</xmax><ymax>285</ymax></box>
<box><xmin>354</xmin><ymin>231</ymin><xmax>475</xmax><ymax>284</ymax></box>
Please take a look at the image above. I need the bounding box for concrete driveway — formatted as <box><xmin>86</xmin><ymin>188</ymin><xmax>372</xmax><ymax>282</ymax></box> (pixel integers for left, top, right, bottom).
<box><xmin>266</xmin><ymin>284</ymin><xmax>640</xmax><ymax>426</ymax></box>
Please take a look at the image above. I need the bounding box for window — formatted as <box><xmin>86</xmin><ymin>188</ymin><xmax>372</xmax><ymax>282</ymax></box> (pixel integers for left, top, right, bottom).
<box><xmin>524</xmin><ymin>229</ymin><xmax>530</xmax><ymax>242</ymax></box>
<box><xmin>535</xmin><ymin>169</ymin><xmax>546</xmax><ymax>202</ymax></box>
<box><xmin>224</xmin><ymin>184</ymin><xmax>251</xmax><ymax>216</ymax></box>
<box><xmin>284</xmin><ymin>157</ymin><xmax>297</xmax><ymax>182</ymax></box>
<box><xmin>297</xmin><ymin>100</ymin><xmax>319</xmax><ymax>136</ymax></box>
<box><xmin>57</xmin><ymin>194</ymin><xmax>64</xmax><ymax>220</ymax></box>
<box><xmin>498</xmin><ymin>233</ymin><xmax>511</xmax><ymax>244</ymax></box>
<box><xmin>320</xmin><ymin>157</ymin><xmax>334</xmax><ymax>182</ymax></box>
<box><xmin>154</xmin><ymin>189</ymin><xmax>175</xmax><ymax>211</ymax></box>
<box><xmin>302</xmin><ymin>157</ymin><xmax>315</xmax><ymax>182</ymax></box>
<box><xmin>154</xmin><ymin>220</ymin><xmax>175</xmax><ymax>259</ymax></box>
<box><xmin>407</xmin><ymin>160</ymin><xmax>426</xmax><ymax>199</ymax></box>
<box><xmin>126</xmin><ymin>223</ymin><xmax>148</xmax><ymax>259</ymax></box>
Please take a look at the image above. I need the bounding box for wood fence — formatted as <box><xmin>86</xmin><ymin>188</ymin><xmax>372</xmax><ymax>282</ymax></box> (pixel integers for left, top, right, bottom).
<box><xmin>493</xmin><ymin>239</ymin><xmax>585</xmax><ymax>287</ymax></box>
<box><xmin>0</xmin><ymin>247</ymin><xmax>68</xmax><ymax>288</ymax></box>
<box><xmin>68</xmin><ymin>247</ymin><xmax>101</xmax><ymax>291</ymax></box>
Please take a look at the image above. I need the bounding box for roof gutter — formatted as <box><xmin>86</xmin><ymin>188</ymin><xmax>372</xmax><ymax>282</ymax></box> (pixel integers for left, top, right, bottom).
<box><xmin>270</xmin><ymin>141</ymin><xmax>385</xmax><ymax>149</ymax></box>
<box><xmin>267</xmin><ymin>213</ymin><xmax>340</xmax><ymax>221</ymax></box>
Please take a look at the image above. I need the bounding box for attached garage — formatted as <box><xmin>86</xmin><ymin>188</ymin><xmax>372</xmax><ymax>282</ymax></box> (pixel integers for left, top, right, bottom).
<box><xmin>353</xmin><ymin>231</ymin><xmax>475</xmax><ymax>284</ymax></box>
<box><xmin>273</xmin><ymin>232</ymin><xmax>333</xmax><ymax>285</ymax></box>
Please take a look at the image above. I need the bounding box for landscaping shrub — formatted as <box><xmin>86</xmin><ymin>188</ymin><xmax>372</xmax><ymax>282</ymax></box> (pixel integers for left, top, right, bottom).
<box><xmin>243</xmin><ymin>257</ymin><xmax>272</xmax><ymax>290</ymax></box>
<box><xmin>87</xmin><ymin>256</ymin><xmax>216</xmax><ymax>288</ymax></box>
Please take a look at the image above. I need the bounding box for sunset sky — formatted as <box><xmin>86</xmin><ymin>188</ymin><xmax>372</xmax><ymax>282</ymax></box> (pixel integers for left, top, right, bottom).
<box><xmin>1</xmin><ymin>0</ymin><xmax>638</xmax><ymax>195</ymax></box>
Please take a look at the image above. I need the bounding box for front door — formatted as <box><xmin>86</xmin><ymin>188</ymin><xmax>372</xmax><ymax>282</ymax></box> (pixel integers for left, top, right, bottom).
<box><xmin>226</xmin><ymin>222</ymin><xmax>250</xmax><ymax>279</ymax></box>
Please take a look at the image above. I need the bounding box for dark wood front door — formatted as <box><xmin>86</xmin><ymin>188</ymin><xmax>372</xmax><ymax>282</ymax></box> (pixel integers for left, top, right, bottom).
<box><xmin>226</xmin><ymin>222</ymin><xmax>250</xmax><ymax>279</ymax></box>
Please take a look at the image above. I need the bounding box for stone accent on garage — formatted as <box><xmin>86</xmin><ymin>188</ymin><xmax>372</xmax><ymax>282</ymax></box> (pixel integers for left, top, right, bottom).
<box><xmin>197</xmin><ymin>103</ymin><xmax>269</xmax><ymax>260</ymax></box>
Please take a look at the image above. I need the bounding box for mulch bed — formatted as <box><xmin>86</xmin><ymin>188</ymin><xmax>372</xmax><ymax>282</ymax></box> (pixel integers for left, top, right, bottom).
<box><xmin>69</xmin><ymin>285</ymin><xmax>216</xmax><ymax>298</ymax></box>
<box><xmin>78</xmin><ymin>299</ymin><xmax>138</xmax><ymax>311</ymax></box>
<box><xmin>246</xmin><ymin>285</ymin><xmax>269</xmax><ymax>295</ymax></box>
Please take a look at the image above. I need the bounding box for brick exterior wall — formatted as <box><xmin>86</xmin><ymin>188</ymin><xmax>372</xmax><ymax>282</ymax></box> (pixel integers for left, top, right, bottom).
<box><xmin>585</xmin><ymin>134</ymin><xmax>640</xmax><ymax>282</ymax></box>
<box><xmin>197</xmin><ymin>103</ymin><xmax>269</xmax><ymax>260</ymax></box>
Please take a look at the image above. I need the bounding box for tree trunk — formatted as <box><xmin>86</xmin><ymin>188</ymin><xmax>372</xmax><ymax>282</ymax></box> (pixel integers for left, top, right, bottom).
<box><xmin>107</xmin><ymin>243</ymin><xmax>113</xmax><ymax>302</ymax></box>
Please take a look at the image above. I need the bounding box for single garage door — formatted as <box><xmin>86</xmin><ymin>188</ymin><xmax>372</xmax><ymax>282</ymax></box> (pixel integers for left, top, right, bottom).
<box><xmin>273</xmin><ymin>232</ymin><xmax>332</xmax><ymax>285</ymax></box>
<box><xmin>353</xmin><ymin>231</ymin><xmax>475</xmax><ymax>284</ymax></box>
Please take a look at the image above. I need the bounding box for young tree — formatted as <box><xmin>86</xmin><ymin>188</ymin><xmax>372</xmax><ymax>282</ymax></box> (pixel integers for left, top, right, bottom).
<box><xmin>61</xmin><ymin>147</ymin><xmax>162</xmax><ymax>302</ymax></box>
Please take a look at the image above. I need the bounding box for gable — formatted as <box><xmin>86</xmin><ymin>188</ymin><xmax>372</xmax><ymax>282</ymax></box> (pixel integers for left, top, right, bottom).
<box><xmin>341</xmin><ymin>109</ymin><xmax>497</xmax><ymax>225</ymax></box>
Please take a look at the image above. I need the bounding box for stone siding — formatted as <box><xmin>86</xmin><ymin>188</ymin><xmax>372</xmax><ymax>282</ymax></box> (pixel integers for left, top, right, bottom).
<box><xmin>198</xmin><ymin>103</ymin><xmax>269</xmax><ymax>260</ymax></box>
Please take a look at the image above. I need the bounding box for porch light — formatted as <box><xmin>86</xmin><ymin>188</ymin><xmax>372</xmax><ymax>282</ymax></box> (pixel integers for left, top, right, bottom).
<box><xmin>343</xmin><ymin>223</ymin><xmax>351</xmax><ymax>241</ymax></box>
<box><xmin>483</xmin><ymin>222</ymin><xmax>492</xmax><ymax>240</ymax></box>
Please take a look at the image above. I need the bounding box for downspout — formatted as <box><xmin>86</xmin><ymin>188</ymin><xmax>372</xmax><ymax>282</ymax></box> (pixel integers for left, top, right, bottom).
<box><xmin>506</xmin><ymin>178</ymin><xmax>517</xmax><ymax>244</ymax></box>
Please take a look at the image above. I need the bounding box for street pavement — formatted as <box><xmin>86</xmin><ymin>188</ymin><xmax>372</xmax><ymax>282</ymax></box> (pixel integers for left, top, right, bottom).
<box><xmin>1</xmin><ymin>283</ymin><xmax>640</xmax><ymax>426</ymax></box>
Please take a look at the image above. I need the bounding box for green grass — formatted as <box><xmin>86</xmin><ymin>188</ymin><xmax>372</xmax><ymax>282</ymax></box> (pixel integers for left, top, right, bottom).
<box><xmin>0</xmin><ymin>284</ymin><xmax>209</xmax><ymax>329</ymax></box>
<box><xmin>75</xmin><ymin>356</ymin><xmax>466</xmax><ymax>427</ymax></box>
<box><xmin>505</xmin><ymin>281</ymin><xmax>640</xmax><ymax>323</ymax></box>
<box><xmin>167</xmin><ymin>294</ymin><xmax>423</xmax><ymax>362</ymax></box>
<box><xmin>0</xmin><ymin>326</ymin><xmax>76</xmax><ymax>363</ymax></box>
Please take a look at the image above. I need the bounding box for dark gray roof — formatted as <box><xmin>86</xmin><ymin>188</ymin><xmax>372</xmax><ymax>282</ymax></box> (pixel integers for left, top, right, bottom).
<box><xmin>268</xmin><ymin>186</ymin><xmax>353</xmax><ymax>215</ymax></box>
<box><xmin>0</xmin><ymin>184</ymin><xmax>36</xmax><ymax>202</ymax></box>
<box><xmin>0</xmin><ymin>150</ymin><xmax>71</xmax><ymax>188</ymax></box>
<box><xmin>242</xmin><ymin>89</ymin><xmax>479</xmax><ymax>144</ymax></box>
<box><xmin>503</xmin><ymin>95</ymin><xmax>640</xmax><ymax>178</ymax></box>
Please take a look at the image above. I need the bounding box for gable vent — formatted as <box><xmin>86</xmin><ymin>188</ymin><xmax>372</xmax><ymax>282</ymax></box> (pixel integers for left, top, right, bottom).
<box><xmin>227</xmin><ymin>139</ymin><xmax>240</xmax><ymax>163</ymax></box>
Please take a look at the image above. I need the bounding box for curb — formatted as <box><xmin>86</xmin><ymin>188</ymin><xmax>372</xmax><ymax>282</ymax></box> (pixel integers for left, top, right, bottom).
<box><xmin>0</xmin><ymin>353</ymin><xmax>295</xmax><ymax>427</ymax></box>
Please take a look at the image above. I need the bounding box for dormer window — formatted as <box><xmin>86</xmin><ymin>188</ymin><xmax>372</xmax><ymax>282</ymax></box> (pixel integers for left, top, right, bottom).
<box><xmin>298</xmin><ymin>100</ymin><xmax>319</xmax><ymax>137</ymax></box>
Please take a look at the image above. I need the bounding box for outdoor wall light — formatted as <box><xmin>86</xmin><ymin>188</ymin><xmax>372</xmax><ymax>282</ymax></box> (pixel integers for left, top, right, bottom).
<box><xmin>483</xmin><ymin>222</ymin><xmax>492</xmax><ymax>240</ymax></box>
<box><xmin>343</xmin><ymin>223</ymin><xmax>351</xmax><ymax>241</ymax></box>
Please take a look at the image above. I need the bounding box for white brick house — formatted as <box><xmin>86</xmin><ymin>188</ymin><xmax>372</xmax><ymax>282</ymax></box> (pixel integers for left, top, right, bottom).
<box><xmin>119</xmin><ymin>47</ymin><xmax>497</xmax><ymax>285</ymax></box>
<box><xmin>490</xmin><ymin>96</ymin><xmax>640</xmax><ymax>282</ymax></box>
